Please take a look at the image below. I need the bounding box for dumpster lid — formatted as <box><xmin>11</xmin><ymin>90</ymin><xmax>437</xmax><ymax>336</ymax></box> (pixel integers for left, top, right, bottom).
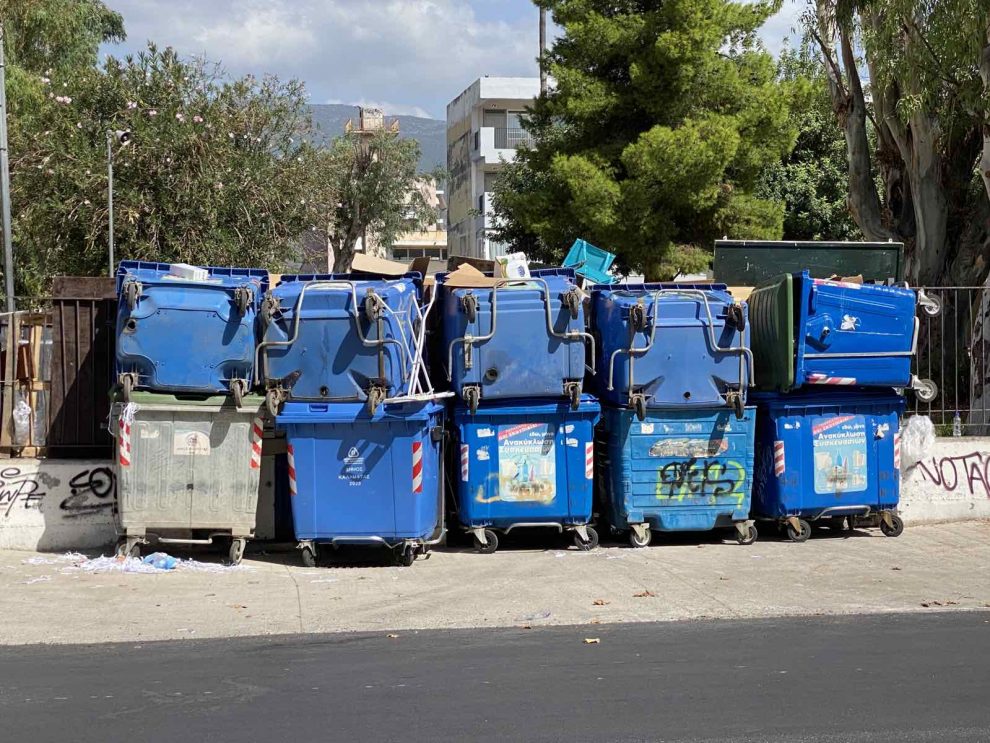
<box><xmin>749</xmin><ymin>273</ymin><xmax>795</xmax><ymax>391</ymax></box>
<box><xmin>453</xmin><ymin>395</ymin><xmax>601</xmax><ymax>418</ymax></box>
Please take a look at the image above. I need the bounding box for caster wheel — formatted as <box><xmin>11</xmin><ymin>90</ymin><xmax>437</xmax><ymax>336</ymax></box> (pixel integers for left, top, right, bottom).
<box><xmin>464</xmin><ymin>387</ymin><xmax>480</xmax><ymax>415</ymax></box>
<box><xmin>367</xmin><ymin>386</ymin><xmax>386</xmax><ymax>415</ymax></box>
<box><xmin>564</xmin><ymin>290</ymin><xmax>581</xmax><ymax>320</ymax></box>
<box><xmin>120</xmin><ymin>373</ymin><xmax>135</xmax><ymax>402</ymax></box>
<box><xmin>726</xmin><ymin>303</ymin><xmax>746</xmax><ymax>333</ymax></box>
<box><xmin>396</xmin><ymin>546</ymin><xmax>416</xmax><ymax>567</ymax></box>
<box><xmin>880</xmin><ymin>514</ymin><xmax>904</xmax><ymax>538</ymax></box>
<box><xmin>473</xmin><ymin>529</ymin><xmax>499</xmax><ymax>554</ymax></box>
<box><xmin>730</xmin><ymin>393</ymin><xmax>745</xmax><ymax>420</ymax></box>
<box><xmin>914</xmin><ymin>379</ymin><xmax>938</xmax><ymax>403</ymax></box>
<box><xmin>568</xmin><ymin>384</ymin><xmax>581</xmax><ymax>411</ymax></box>
<box><xmin>234</xmin><ymin>287</ymin><xmax>252</xmax><ymax>316</ymax></box>
<box><xmin>786</xmin><ymin>519</ymin><xmax>812</xmax><ymax>543</ymax></box>
<box><xmin>116</xmin><ymin>539</ymin><xmax>140</xmax><ymax>559</ymax></box>
<box><xmin>628</xmin><ymin>527</ymin><xmax>651</xmax><ymax>548</ymax></box>
<box><xmin>300</xmin><ymin>545</ymin><xmax>318</xmax><ymax>568</ymax></box>
<box><xmin>573</xmin><ymin>527</ymin><xmax>599</xmax><ymax>551</ymax></box>
<box><xmin>633</xmin><ymin>395</ymin><xmax>647</xmax><ymax>422</ymax></box>
<box><xmin>231</xmin><ymin>379</ymin><xmax>246</xmax><ymax>408</ymax></box>
<box><xmin>228</xmin><ymin>538</ymin><xmax>246</xmax><ymax>565</ymax></box>
<box><xmin>735</xmin><ymin>523</ymin><xmax>758</xmax><ymax>545</ymax></box>
<box><xmin>266</xmin><ymin>389</ymin><xmax>281</xmax><ymax>418</ymax></box>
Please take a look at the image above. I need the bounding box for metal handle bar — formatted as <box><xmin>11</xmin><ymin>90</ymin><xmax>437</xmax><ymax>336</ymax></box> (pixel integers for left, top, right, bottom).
<box><xmin>254</xmin><ymin>280</ymin><xmax>412</xmax><ymax>386</ymax></box>
<box><xmin>446</xmin><ymin>278</ymin><xmax>596</xmax><ymax>381</ymax></box>
<box><xmin>607</xmin><ymin>289</ymin><xmax>755</xmax><ymax>395</ymax></box>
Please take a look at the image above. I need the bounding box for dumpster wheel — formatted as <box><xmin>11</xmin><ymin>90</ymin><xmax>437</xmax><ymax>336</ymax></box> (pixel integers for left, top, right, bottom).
<box><xmin>473</xmin><ymin>529</ymin><xmax>499</xmax><ymax>554</ymax></box>
<box><xmin>227</xmin><ymin>538</ymin><xmax>246</xmax><ymax>565</ymax></box>
<box><xmin>726</xmin><ymin>303</ymin><xmax>746</xmax><ymax>333</ymax></box>
<box><xmin>880</xmin><ymin>513</ymin><xmax>904</xmax><ymax>538</ymax></box>
<box><xmin>266</xmin><ymin>389</ymin><xmax>282</xmax><ymax>418</ymax></box>
<box><xmin>230</xmin><ymin>379</ymin><xmax>247</xmax><ymax>408</ymax></box>
<box><xmin>632</xmin><ymin>394</ymin><xmax>647</xmax><ymax>422</ymax></box>
<box><xmin>367</xmin><ymin>385</ymin><xmax>386</xmax><ymax>415</ymax></box>
<box><xmin>566</xmin><ymin>382</ymin><xmax>582</xmax><ymax>411</ymax></box>
<box><xmin>728</xmin><ymin>392</ymin><xmax>745</xmax><ymax>420</ymax></box>
<box><xmin>463</xmin><ymin>386</ymin><xmax>481</xmax><ymax>415</ymax></box>
<box><xmin>573</xmin><ymin>526</ymin><xmax>599</xmax><ymax>551</ymax></box>
<box><xmin>914</xmin><ymin>378</ymin><xmax>938</xmax><ymax>403</ymax></box>
<box><xmin>300</xmin><ymin>544</ymin><xmax>318</xmax><ymax>568</ymax></box>
<box><xmin>115</xmin><ymin>538</ymin><xmax>141</xmax><ymax>559</ymax></box>
<box><xmin>628</xmin><ymin>525</ymin><xmax>651</xmax><ymax>548</ymax></box>
<box><xmin>120</xmin><ymin>373</ymin><xmax>136</xmax><ymax>402</ymax></box>
<box><xmin>735</xmin><ymin>523</ymin><xmax>758</xmax><ymax>546</ymax></box>
<box><xmin>395</xmin><ymin>544</ymin><xmax>417</xmax><ymax>567</ymax></box>
<box><xmin>785</xmin><ymin>518</ymin><xmax>812</xmax><ymax>543</ymax></box>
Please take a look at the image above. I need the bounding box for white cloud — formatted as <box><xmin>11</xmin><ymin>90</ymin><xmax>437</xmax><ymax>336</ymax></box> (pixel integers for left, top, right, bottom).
<box><xmin>105</xmin><ymin>0</ymin><xmax>542</xmax><ymax>118</ymax></box>
<box><xmin>759</xmin><ymin>0</ymin><xmax>805</xmax><ymax>55</ymax></box>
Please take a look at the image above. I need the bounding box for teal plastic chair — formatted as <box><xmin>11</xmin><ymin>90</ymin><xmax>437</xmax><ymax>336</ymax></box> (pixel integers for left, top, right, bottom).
<box><xmin>563</xmin><ymin>239</ymin><xmax>617</xmax><ymax>284</ymax></box>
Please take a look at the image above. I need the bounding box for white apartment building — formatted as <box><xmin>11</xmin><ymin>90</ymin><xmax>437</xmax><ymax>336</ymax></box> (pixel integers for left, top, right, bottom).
<box><xmin>446</xmin><ymin>77</ymin><xmax>541</xmax><ymax>260</ymax></box>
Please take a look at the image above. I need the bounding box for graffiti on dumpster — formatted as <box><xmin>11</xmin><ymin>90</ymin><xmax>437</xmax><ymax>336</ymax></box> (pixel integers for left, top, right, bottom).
<box><xmin>913</xmin><ymin>451</ymin><xmax>990</xmax><ymax>499</ymax></box>
<box><xmin>0</xmin><ymin>465</ymin><xmax>115</xmax><ymax>520</ymax></box>
<box><xmin>654</xmin><ymin>458</ymin><xmax>747</xmax><ymax>504</ymax></box>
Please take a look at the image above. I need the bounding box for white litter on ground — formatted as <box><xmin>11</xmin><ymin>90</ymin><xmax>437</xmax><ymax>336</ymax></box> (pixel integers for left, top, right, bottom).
<box><xmin>24</xmin><ymin>552</ymin><xmax>251</xmax><ymax>575</ymax></box>
<box><xmin>21</xmin><ymin>575</ymin><xmax>51</xmax><ymax>585</ymax></box>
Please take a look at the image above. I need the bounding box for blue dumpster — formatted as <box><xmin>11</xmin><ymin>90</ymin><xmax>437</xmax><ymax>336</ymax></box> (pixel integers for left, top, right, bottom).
<box><xmin>752</xmin><ymin>390</ymin><xmax>905</xmax><ymax>541</ymax></box>
<box><xmin>591</xmin><ymin>283</ymin><xmax>751</xmax><ymax>419</ymax></box>
<box><xmin>439</xmin><ymin>268</ymin><xmax>592</xmax><ymax>410</ymax></box>
<box><xmin>260</xmin><ymin>273</ymin><xmax>424</xmax><ymax>415</ymax></box>
<box><xmin>748</xmin><ymin>271</ymin><xmax>937</xmax><ymax>399</ymax></box>
<box><xmin>599</xmin><ymin>405</ymin><xmax>758</xmax><ymax>547</ymax></box>
<box><xmin>115</xmin><ymin>261</ymin><xmax>268</xmax><ymax>400</ymax></box>
<box><xmin>453</xmin><ymin>396</ymin><xmax>601</xmax><ymax>552</ymax></box>
<box><xmin>276</xmin><ymin>399</ymin><xmax>444</xmax><ymax>566</ymax></box>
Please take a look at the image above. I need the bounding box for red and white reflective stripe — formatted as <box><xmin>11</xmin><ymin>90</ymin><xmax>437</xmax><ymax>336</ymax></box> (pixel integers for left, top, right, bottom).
<box><xmin>460</xmin><ymin>444</ymin><xmax>469</xmax><ymax>482</ymax></box>
<box><xmin>773</xmin><ymin>440</ymin><xmax>785</xmax><ymax>477</ymax></box>
<box><xmin>412</xmin><ymin>440</ymin><xmax>424</xmax><ymax>494</ymax></box>
<box><xmin>118</xmin><ymin>418</ymin><xmax>131</xmax><ymax>468</ymax></box>
<box><xmin>806</xmin><ymin>373</ymin><xmax>857</xmax><ymax>386</ymax></box>
<box><xmin>585</xmin><ymin>442</ymin><xmax>594</xmax><ymax>480</ymax></box>
<box><xmin>249</xmin><ymin>416</ymin><xmax>264</xmax><ymax>469</ymax></box>
<box><xmin>287</xmin><ymin>443</ymin><xmax>297</xmax><ymax>497</ymax></box>
<box><xmin>893</xmin><ymin>432</ymin><xmax>901</xmax><ymax>470</ymax></box>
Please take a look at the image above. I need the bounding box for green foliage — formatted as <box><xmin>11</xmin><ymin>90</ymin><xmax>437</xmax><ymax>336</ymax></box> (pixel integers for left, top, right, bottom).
<box><xmin>494</xmin><ymin>0</ymin><xmax>798</xmax><ymax>278</ymax></box>
<box><xmin>8</xmin><ymin>44</ymin><xmax>315</xmax><ymax>295</ymax></box>
<box><xmin>0</xmin><ymin>0</ymin><xmax>124</xmax><ymax>73</ymax></box>
<box><xmin>757</xmin><ymin>45</ymin><xmax>861</xmax><ymax>241</ymax></box>
<box><xmin>304</xmin><ymin>130</ymin><xmax>439</xmax><ymax>273</ymax></box>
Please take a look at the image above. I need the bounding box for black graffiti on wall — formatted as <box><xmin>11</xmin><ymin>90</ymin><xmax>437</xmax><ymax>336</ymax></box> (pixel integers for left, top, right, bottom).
<box><xmin>0</xmin><ymin>465</ymin><xmax>116</xmax><ymax>519</ymax></box>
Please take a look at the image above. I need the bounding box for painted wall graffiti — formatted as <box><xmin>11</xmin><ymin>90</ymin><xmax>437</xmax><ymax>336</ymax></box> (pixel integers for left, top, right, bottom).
<box><xmin>912</xmin><ymin>451</ymin><xmax>990</xmax><ymax>499</ymax></box>
<box><xmin>0</xmin><ymin>464</ymin><xmax>116</xmax><ymax>520</ymax></box>
<box><xmin>655</xmin><ymin>458</ymin><xmax>747</xmax><ymax>504</ymax></box>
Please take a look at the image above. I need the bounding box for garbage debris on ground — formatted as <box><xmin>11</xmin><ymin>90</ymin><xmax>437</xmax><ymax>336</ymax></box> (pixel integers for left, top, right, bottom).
<box><xmin>22</xmin><ymin>551</ymin><xmax>251</xmax><ymax>575</ymax></box>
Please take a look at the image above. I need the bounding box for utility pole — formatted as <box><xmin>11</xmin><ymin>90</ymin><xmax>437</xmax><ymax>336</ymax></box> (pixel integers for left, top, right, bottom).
<box><xmin>539</xmin><ymin>7</ymin><xmax>548</xmax><ymax>95</ymax></box>
<box><xmin>0</xmin><ymin>25</ymin><xmax>16</xmax><ymax>312</ymax></box>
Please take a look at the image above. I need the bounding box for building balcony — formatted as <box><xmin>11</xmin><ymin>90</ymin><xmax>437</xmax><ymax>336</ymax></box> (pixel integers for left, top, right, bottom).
<box><xmin>475</xmin><ymin>127</ymin><xmax>533</xmax><ymax>164</ymax></box>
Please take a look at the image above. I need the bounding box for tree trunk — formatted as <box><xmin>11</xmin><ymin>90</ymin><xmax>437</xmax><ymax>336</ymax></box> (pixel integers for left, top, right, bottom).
<box><xmin>980</xmin><ymin>34</ymin><xmax>990</xmax><ymax>204</ymax></box>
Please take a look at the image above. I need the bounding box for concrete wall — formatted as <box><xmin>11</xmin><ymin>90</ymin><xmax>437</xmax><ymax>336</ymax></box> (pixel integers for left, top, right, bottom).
<box><xmin>900</xmin><ymin>437</ymin><xmax>990</xmax><ymax>523</ymax></box>
<box><xmin>0</xmin><ymin>459</ymin><xmax>117</xmax><ymax>551</ymax></box>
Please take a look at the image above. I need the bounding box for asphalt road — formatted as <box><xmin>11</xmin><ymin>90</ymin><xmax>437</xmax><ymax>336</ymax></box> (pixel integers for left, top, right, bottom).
<box><xmin>2</xmin><ymin>611</ymin><xmax>988</xmax><ymax>743</ymax></box>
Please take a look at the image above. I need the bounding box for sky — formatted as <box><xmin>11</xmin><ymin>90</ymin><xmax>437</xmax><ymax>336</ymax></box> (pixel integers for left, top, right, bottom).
<box><xmin>103</xmin><ymin>0</ymin><xmax>805</xmax><ymax>120</ymax></box>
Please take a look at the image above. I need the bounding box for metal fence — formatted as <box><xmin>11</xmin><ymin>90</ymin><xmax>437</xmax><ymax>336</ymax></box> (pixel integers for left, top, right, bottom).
<box><xmin>493</xmin><ymin>127</ymin><xmax>534</xmax><ymax>150</ymax></box>
<box><xmin>909</xmin><ymin>286</ymin><xmax>990</xmax><ymax>435</ymax></box>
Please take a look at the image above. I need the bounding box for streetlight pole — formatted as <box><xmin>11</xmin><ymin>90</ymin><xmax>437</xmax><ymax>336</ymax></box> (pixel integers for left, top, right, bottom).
<box><xmin>106</xmin><ymin>129</ymin><xmax>130</xmax><ymax>277</ymax></box>
<box><xmin>539</xmin><ymin>7</ymin><xmax>547</xmax><ymax>95</ymax></box>
<box><xmin>106</xmin><ymin>132</ymin><xmax>114</xmax><ymax>277</ymax></box>
<box><xmin>0</xmin><ymin>25</ymin><xmax>16</xmax><ymax>311</ymax></box>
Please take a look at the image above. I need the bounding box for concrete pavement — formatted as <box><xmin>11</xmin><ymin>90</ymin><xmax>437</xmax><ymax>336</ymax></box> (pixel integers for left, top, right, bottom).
<box><xmin>2</xmin><ymin>612</ymin><xmax>990</xmax><ymax>742</ymax></box>
<box><xmin>1</xmin><ymin>521</ymin><xmax>988</xmax><ymax>645</ymax></box>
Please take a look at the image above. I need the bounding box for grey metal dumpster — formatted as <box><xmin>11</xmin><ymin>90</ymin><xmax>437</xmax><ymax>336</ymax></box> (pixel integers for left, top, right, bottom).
<box><xmin>112</xmin><ymin>391</ymin><xmax>266</xmax><ymax>564</ymax></box>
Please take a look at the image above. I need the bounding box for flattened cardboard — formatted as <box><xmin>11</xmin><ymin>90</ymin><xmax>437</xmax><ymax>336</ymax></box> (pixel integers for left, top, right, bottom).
<box><xmin>351</xmin><ymin>253</ymin><xmax>411</xmax><ymax>277</ymax></box>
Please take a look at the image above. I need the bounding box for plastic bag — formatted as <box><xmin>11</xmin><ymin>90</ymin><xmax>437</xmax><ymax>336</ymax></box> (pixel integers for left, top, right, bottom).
<box><xmin>12</xmin><ymin>399</ymin><xmax>31</xmax><ymax>446</ymax></box>
<box><xmin>900</xmin><ymin>414</ymin><xmax>935</xmax><ymax>468</ymax></box>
